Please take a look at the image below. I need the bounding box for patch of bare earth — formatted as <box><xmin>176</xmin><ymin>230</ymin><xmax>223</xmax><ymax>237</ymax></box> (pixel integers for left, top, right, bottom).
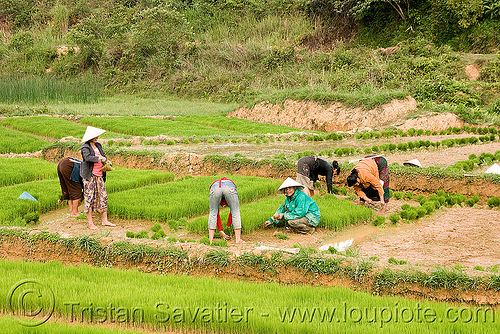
<box><xmin>228</xmin><ymin>97</ymin><xmax>418</xmax><ymax>132</ymax></box>
<box><xmin>358</xmin><ymin>207</ymin><xmax>500</xmax><ymax>271</ymax></box>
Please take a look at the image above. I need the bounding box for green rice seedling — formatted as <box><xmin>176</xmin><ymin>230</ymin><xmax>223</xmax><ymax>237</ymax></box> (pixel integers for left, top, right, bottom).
<box><xmin>490</xmin><ymin>265</ymin><xmax>499</xmax><ymax>273</ymax></box>
<box><xmin>388</xmin><ymin>257</ymin><xmax>407</xmax><ymax>265</ymax></box>
<box><xmin>275</xmin><ymin>233</ymin><xmax>289</xmax><ymax>240</ymax></box>
<box><xmin>23</xmin><ymin>212</ymin><xmax>39</xmax><ymax>224</ymax></box>
<box><xmin>393</xmin><ymin>191</ymin><xmax>405</xmax><ymax>200</ymax></box>
<box><xmin>416</xmin><ymin>207</ymin><xmax>427</xmax><ymax>218</ymax></box>
<box><xmin>104</xmin><ymin>168</ymin><xmax>175</xmax><ymax>193</ymax></box>
<box><xmin>79</xmin><ymin>116</ymin><xmax>243</xmax><ymax>137</ymax></box>
<box><xmin>165</xmin><ymin>220</ymin><xmax>178</xmax><ymax>231</ymax></box>
<box><xmin>151</xmin><ymin>223</ymin><xmax>162</xmax><ymax>232</ymax></box>
<box><xmin>405</xmin><ymin>191</ymin><xmax>414</xmax><ymax>200</ymax></box>
<box><xmin>487</xmin><ymin>196</ymin><xmax>500</xmax><ymax>207</ymax></box>
<box><xmin>1</xmin><ymin>116</ymin><xmax>117</xmax><ymax>140</ymax></box>
<box><xmin>135</xmin><ymin>230</ymin><xmax>149</xmax><ymax>239</ymax></box>
<box><xmin>108</xmin><ymin>175</ymin><xmax>280</xmax><ymax>222</ymax></box>
<box><xmin>167</xmin><ymin>236</ymin><xmax>177</xmax><ymax>243</ymax></box>
<box><xmin>204</xmin><ymin>249</ymin><xmax>230</xmax><ymax>266</ymax></box>
<box><xmin>189</xmin><ymin>194</ymin><xmax>373</xmax><ymax>234</ymax></box>
<box><xmin>0</xmin><ymin>126</ymin><xmax>50</xmax><ymax>154</ymax></box>
<box><xmin>474</xmin><ymin>266</ymin><xmax>485</xmax><ymax>271</ymax></box>
<box><xmin>199</xmin><ymin>236</ymin><xmax>210</xmax><ymax>245</ymax></box>
<box><xmin>416</xmin><ymin>194</ymin><xmax>427</xmax><ymax>205</ymax></box>
<box><xmin>126</xmin><ymin>231</ymin><xmax>135</xmax><ymax>238</ymax></box>
<box><xmin>151</xmin><ymin>230</ymin><xmax>166</xmax><ymax>240</ymax></box>
<box><xmin>180</xmin><ymin>115</ymin><xmax>308</xmax><ymax>135</ymax></box>
<box><xmin>186</xmin><ymin>238</ymin><xmax>196</xmax><ymax>242</ymax></box>
<box><xmin>465</xmin><ymin>194</ymin><xmax>480</xmax><ymax>207</ymax></box>
<box><xmin>0</xmin><ymin>158</ymin><xmax>56</xmax><ymax>187</ymax></box>
<box><xmin>422</xmin><ymin>201</ymin><xmax>436</xmax><ymax>215</ymax></box>
<box><xmin>388</xmin><ymin>214</ymin><xmax>400</xmax><ymax>225</ymax></box>
<box><xmin>401</xmin><ymin>203</ymin><xmax>410</xmax><ymax>210</ymax></box>
<box><xmin>0</xmin><ymin>179</ymin><xmax>61</xmax><ymax>223</ymax></box>
<box><xmin>167</xmin><ymin>219</ymin><xmax>179</xmax><ymax>231</ymax></box>
<box><xmin>371</xmin><ymin>215</ymin><xmax>385</xmax><ymax>226</ymax></box>
<box><xmin>0</xmin><ymin>258</ymin><xmax>498</xmax><ymax>332</ymax></box>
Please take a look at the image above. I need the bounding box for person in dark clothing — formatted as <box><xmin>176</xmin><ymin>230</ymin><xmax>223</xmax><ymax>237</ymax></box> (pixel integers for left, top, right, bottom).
<box><xmin>57</xmin><ymin>157</ymin><xmax>83</xmax><ymax>217</ymax></box>
<box><xmin>296</xmin><ymin>156</ymin><xmax>340</xmax><ymax>197</ymax></box>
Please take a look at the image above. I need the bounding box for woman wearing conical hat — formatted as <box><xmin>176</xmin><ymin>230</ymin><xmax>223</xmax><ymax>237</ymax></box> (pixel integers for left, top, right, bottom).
<box><xmin>263</xmin><ymin>178</ymin><xmax>320</xmax><ymax>234</ymax></box>
<box><xmin>80</xmin><ymin>126</ymin><xmax>116</xmax><ymax>230</ymax></box>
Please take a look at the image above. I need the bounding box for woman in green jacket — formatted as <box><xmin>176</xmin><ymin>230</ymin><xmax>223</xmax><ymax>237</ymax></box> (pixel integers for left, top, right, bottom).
<box><xmin>263</xmin><ymin>178</ymin><xmax>320</xmax><ymax>234</ymax></box>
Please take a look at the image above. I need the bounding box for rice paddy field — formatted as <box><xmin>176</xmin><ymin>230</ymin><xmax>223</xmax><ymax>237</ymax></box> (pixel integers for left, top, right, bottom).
<box><xmin>1</xmin><ymin>96</ymin><xmax>500</xmax><ymax>333</ymax></box>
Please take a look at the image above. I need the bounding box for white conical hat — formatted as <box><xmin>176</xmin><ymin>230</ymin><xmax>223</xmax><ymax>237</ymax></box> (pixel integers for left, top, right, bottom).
<box><xmin>82</xmin><ymin>126</ymin><xmax>106</xmax><ymax>143</ymax></box>
<box><xmin>277</xmin><ymin>177</ymin><xmax>304</xmax><ymax>194</ymax></box>
<box><xmin>485</xmin><ymin>163</ymin><xmax>500</xmax><ymax>174</ymax></box>
<box><xmin>403</xmin><ymin>159</ymin><xmax>422</xmax><ymax>168</ymax></box>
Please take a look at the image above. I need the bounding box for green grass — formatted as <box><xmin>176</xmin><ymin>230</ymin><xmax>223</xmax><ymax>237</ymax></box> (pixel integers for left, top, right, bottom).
<box><xmin>108</xmin><ymin>175</ymin><xmax>281</xmax><ymax>221</ymax></box>
<box><xmin>79</xmin><ymin>116</ymin><xmax>244</xmax><ymax>137</ymax></box>
<box><xmin>0</xmin><ymin>126</ymin><xmax>50</xmax><ymax>153</ymax></box>
<box><xmin>180</xmin><ymin>115</ymin><xmax>310</xmax><ymax>134</ymax></box>
<box><xmin>0</xmin><ymin>259</ymin><xmax>497</xmax><ymax>333</ymax></box>
<box><xmin>1</xmin><ymin>116</ymin><xmax>119</xmax><ymax>140</ymax></box>
<box><xmin>0</xmin><ymin>158</ymin><xmax>57</xmax><ymax>187</ymax></box>
<box><xmin>188</xmin><ymin>194</ymin><xmax>374</xmax><ymax>234</ymax></box>
<box><xmin>47</xmin><ymin>95</ymin><xmax>239</xmax><ymax>116</ymax></box>
<box><xmin>0</xmin><ymin>76</ymin><xmax>102</xmax><ymax>104</ymax></box>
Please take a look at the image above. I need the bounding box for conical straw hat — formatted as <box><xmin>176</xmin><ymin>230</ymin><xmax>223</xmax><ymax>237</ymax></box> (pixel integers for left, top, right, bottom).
<box><xmin>403</xmin><ymin>158</ymin><xmax>422</xmax><ymax>168</ymax></box>
<box><xmin>277</xmin><ymin>177</ymin><xmax>304</xmax><ymax>194</ymax></box>
<box><xmin>82</xmin><ymin>126</ymin><xmax>106</xmax><ymax>143</ymax></box>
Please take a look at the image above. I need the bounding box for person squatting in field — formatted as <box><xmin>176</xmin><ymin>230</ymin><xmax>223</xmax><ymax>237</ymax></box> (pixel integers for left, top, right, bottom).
<box><xmin>347</xmin><ymin>155</ymin><xmax>390</xmax><ymax>214</ymax></box>
<box><xmin>263</xmin><ymin>178</ymin><xmax>321</xmax><ymax>234</ymax></box>
<box><xmin>208</xmin><ymin>177</ymin><xmax>244</xmax><ymax>244</ymax></box>
<box><xmin>296</xmin><ymin>156</ymin><xmax>341</xmax><ymax>197</ymax></box>
<box><xmin>57</xmin><ymin>157</ymin><xmax>84</xmax><ymax>217</ymax></box>
<box><xmin>80</xmin><ymin>126</ymin><xmax>116</xmax><ymax>230</ymax></box>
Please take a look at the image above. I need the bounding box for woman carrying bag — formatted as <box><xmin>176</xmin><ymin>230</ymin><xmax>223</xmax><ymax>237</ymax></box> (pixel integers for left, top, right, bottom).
<box><xmin>80</xmin><ymin>126</ymin><xmax>116</xmax><ymax>230</ymax></box>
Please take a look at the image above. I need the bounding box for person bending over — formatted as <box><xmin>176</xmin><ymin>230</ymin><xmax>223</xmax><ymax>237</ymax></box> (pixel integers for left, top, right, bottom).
<box><xmin>347</xmin><ymin>156</ymin><xmax>389</xmax><ymax>214</ymax></box>
<box><xmin>296</xmin><ymin>156</ymin><xmax>340</xmax><ymax>197</ymax></box>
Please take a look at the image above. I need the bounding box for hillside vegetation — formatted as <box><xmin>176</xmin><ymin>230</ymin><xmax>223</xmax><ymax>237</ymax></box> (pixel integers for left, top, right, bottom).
<box><xmin>1</xmin><ymin>0</ymin><xmax>500</xmax><ymax>124</ymax></box>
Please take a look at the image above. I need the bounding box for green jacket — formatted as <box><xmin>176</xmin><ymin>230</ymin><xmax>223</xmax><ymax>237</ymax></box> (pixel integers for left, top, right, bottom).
<box><xmin>269</xmin><ymin>190</ymin><xmax>321</xmax><ymax>227</ymax></box>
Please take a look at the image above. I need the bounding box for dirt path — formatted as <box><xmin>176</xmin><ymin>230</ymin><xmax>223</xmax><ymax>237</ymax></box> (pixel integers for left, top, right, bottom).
<box><xmin>38</xmin><ymin>202</ymin><xmax>500</xmax><ymax>275</ymax></box>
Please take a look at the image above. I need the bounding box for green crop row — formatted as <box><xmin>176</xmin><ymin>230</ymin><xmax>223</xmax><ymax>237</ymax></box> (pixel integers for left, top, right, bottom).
<box><xmin>188</xmin><ymin>194</ymin><xmax>373</xmax><ymax>234</ymax></box>
<box><xmin>0</xmin><ymin>126</ymin><xmax>50</xmax><ymax>153</ymax></box>
<box><xmin>0</xmin><ymin>158</ymin><xmax>57</xmax><ymax>187</ymax></box>
<box><xmin>354</xmin><ymin>125</ymin><xmax>499</xmax><ymax>140</ymax></box>
<box><xmin>451</xmin><ymin>151</ymin><xmax>500</xmax><ymax>172</ymax></box>
<box><xmin>331</xmin><ymin>135</ymin><xmax>495</xmax><ymax>157</ymax></box>
<box><xmin>1</xmin><ymin>116</ymin><xmax>119</xmax><ymax>140</ymax></box>
<box><xmin>108</xmin><ymin>175</ymin><xmax>281</xmax><ymax>222</ymax></box>
<box><xmin>0</xmin><ymin>168</ymin><xmax>175</xmax><ymax>224</ymax></box>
